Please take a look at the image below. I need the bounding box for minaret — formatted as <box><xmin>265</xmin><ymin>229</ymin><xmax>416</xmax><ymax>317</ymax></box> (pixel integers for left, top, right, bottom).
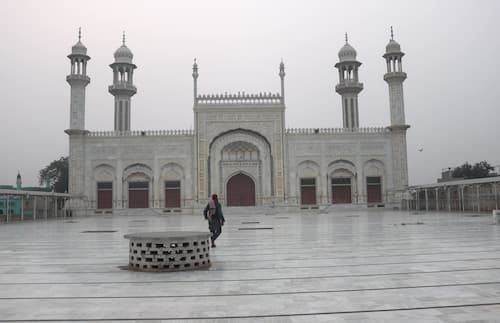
<box><xmin>279</xmin><ymin>59</ymin><xmax>285</xmax><ymax>103</ymax></box>
<box><xmin>109</xmin><ymin>32</ymin><xmax>137</xmax><ymax>132</ymax></box>
<box><xmin>192</xmin><ymin>58</ymin><xmax>198</xmax><ymax>104</ymax></box>
<box><xmin>65</xmin><ymin>28</ymin><xmax>90</xmax><ymax>212</ymax></box>
<box><xmin>335</xmin><ymin>34</ymin><xmax>363</xmax><ymax>129</ymax></box>
<box><xmin>66</xmin><ymin>28</ymin><xmax>90</xmax><ymax>130</ymax></box>
<box><xmin>384</xmin><ymin>27</ymin><xmax>408</xmax><ymax>127</ymax></box>
<box><xmin>384</xmin><ymin>27</ymin><xmax>410</xmax><ymax>200</ymax></box>
<box><xmin>16</xmin><ymin>171</ymin><xmax>22</xmax><ymax>190</ymax></box>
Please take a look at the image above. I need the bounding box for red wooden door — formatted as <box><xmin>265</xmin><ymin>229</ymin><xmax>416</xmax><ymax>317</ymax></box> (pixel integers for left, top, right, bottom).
<box><xmin>332</xmin><ymin>178</ymin><xmax>352</xmax><ymax>204</ymax></box>
<box><xmin>332</xmin><ymin>186</ymin><xmax>352</xmax><ymax>203</ymax></box>
<box><xmin>226</xmin><ymin>174</ymin><xmax>255</xmax><ymax>206</ymax></box>
<box><xmin>367</xmin><ymin>185</ymin><xmax>382</xmax><ymax>203</ymax></box>
<box><xmin>300</xmin><ymin>178</ymin><xmax>316</xmax><ymax>205</ymax></box>
<box><xmin>366</xmin><ymin>177</ymin><xmax>382</xmax><ymax>203</ymax></box>
<box><xmin>128</xmin><ymin>182</ymin><xmax>149</xmax><ymax>208</ymax></box>
<box><xmin>97</xmin><ymin>190</ymin><xmax>112</xmax><ymax>209</ymax></box>
<box><xmin>165</xmin><ymin>181</ymin><xmax>181</xmax><ymax>208</ymax></box>
<box><xmin>97</xmin><ymin>182</ymin><xmax>113</xmax><ymax>209</ymax></box>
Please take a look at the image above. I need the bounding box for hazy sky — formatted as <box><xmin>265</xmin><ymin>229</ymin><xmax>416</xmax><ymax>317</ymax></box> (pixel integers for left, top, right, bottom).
<box><xmin>1</xmin><ymin>0</ymin><xmax>499</xmax><ymax>187</ymax></box>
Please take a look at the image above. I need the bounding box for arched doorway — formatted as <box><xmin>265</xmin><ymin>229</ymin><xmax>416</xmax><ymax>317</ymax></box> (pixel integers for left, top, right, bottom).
<box><xmin>226</xmin><ymin>173</ymin><xmax>255</xmax><ymax>206</ymax></box>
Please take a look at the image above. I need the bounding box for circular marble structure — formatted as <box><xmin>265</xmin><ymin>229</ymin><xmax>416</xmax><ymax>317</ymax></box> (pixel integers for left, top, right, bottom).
<box><xmin>124</xmin><ymin>231</ymin><xmax>212</xmax><ymax>272</ymax></box>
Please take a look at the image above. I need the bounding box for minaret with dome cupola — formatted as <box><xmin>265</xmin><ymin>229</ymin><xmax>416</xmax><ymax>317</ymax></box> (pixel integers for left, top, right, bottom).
<box><xmin>66</xmin><ymin>28</ymin><xmax>90</xmax><ymax>131</ymax></box>
<box><xmin>109</xmin><ymin>32</ymin><xmax>137</xmax><ymax>132</ymax></box>
<box><xmin>384</xmin><ymin>27</ymin><xmax>410</xmax><ymax>192</ymax></box>
<box><xmin>335</xmin><ymin>34</ymin><xmax>363</xmax><ymax>129</ymax></box>
<box><xmin>65</xmin><ymin>28</ymin><xmax>91</xmax><ymax>210</ymax></box>
<box><xmin>384</xmin><ymin>26</ymin><xmax>408</xmax><ymax>128</ymax></box>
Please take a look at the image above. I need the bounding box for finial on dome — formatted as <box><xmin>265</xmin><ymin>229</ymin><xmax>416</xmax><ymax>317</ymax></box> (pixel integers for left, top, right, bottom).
<box><xmin>390</xmin><ymin>26</ymin><xmax>394</xmax><ymax>41</ymax></box>
<box><xmin>194</xmin><ymin>57</ymin><xmax>197</xmax><ymax>65</ymax></box>
<box><xmin>122</xmin><ymin>31</ymin><xmax>126</xmax><ymax>45</ymax></box>
<box><xmin>78</xmin><ymin>27</ymin><xmax>81</xmax><ymax>41</ymax></box>
<box><xmin>345</xmin><ymin>33</ymin><xmax>348</xmax><ymax>43</ymax></box>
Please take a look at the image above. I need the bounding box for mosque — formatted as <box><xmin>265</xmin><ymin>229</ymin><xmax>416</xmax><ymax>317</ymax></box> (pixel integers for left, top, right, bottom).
<box><xmin>65</xmin><ymin>29</ymin><xmax>409</xmax><ymax>214</ymax></box>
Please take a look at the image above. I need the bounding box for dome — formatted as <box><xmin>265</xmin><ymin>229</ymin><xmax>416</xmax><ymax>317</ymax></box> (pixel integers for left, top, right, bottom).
<box><xmin>338</xmin><ymin>42</ymin><xmax>357</xmax><ymax>62</ymax></box>
<box><xmin>385</xmin><ymin>39</ymin><xmax>401</xmax><ymax>53</ymax></box>
<box><xmin>114</xmin><ymin>44</ymin><xmax>134</xmax><ymax>64</ymax></box>
<box><xmin>71</xmin><ymin>40</ymin><xmax>87</xmax><ymax>55</ymax></box>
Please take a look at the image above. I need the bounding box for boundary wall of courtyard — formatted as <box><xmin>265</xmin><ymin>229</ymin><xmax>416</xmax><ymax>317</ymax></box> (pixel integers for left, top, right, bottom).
<box><xmin>403</xmin><ymin>176</ymin><xmax>500</xmax><ymax>213</ymax></box>
<box><xmin>0</xmin><ymin>189</ymin><xmax>70</xmax><ymax>222</ymax></box>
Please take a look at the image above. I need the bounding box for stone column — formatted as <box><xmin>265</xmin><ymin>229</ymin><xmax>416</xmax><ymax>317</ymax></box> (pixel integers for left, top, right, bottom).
<box><xmin>494</xmin><ymin>183</ymin><xmax>498</xmax><ymax>210</ymax></box>
<box><xmin>425</xmin><ymin>189</ymin><xmax>429</xmax><ymax>211</ymax></box>
<box><xmin>447</xmin><ymin>187</ymin><xmax>451</xmax><ymax>211</ymax></box>
<box><xmin>21</xmin><ymin>195</ymin><xmax>24</xmax><ymax>221</ymax></box>
<box><xmin>435</xmin><ymin>188</ymin><xmax>439</xmax><ymax>211</ymax></box>
<box><xmin>476</xmin><ymin>185</ymin><xmax>481</xmax><ymax>213</ymax></box>
<box><xmin>33</xmin><ymin>197</ymin><xmax>37</xmax><ymax>220</ymax></box>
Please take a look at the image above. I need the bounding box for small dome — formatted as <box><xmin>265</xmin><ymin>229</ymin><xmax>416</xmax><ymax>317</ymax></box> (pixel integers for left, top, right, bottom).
<box><xmin>385</xmin><ymin>39</ymin><xmax>401</xmax><ymax>53</ymax></box>
<box><xmin>114</xmin><ymin>44</ymin><xmax>134</xmax><ymax>63</ymax></box>
<box><xmin>338</xmin><ymin>42</ymin><xmax>357</xmax><ymax>62</ymax></box>
<box><xmin>71</xmin><ymin>40</ymin><xmax>87</xmax><ymax>55</ymax></box>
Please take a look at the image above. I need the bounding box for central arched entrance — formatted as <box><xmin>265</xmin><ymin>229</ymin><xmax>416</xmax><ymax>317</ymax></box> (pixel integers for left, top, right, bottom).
<box><xmin>226</xmin><ymin>173</ymin><xmax>255</xmax><ymax>206</ymax></box>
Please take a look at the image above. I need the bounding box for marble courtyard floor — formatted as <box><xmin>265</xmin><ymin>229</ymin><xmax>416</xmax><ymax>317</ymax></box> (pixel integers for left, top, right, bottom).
<box><xmin>1</xmin><ymin>209</ymin><xmax>500</xmax><ymax>322</ymax></box>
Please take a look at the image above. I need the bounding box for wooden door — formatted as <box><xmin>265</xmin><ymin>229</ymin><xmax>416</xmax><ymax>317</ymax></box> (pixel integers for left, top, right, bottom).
<box><xmin>226</xmin><ymin>174</ymin><xmax>255</xmax><ymax>206</ymax></box>
<box><xmin>128</xmin><ymin>182</ymin><xmax>149</xmax><ymax>208</ymax></box>
<box><xmin>366</xmin><ymin>177</ymin><xmax>382</xmax><ymax>203</ymax></box>
<box><xmin>332</xmin><ymin>177</ymin><xmax>352</xmax><ymax>204</ymax></box>
<box><xmin>97</xmin><ymin>182</ymin><xmax>112</xmax><ymax>209</ymax></box>
<box><xmin>165</xmin><ymin>181</ymin><xmax>181</xmax><ymax>208</ymax></box>
<box><xmin>300</xmin><ymin>178</ymin><xmax>316</xmax><ymax>205</ymax></box>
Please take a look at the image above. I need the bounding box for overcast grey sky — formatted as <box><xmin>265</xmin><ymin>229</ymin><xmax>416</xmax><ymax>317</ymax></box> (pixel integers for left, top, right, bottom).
<box><xmin>1</xmin><ymin>0</ymin><xmax>499</xmax><ymax>187</ymax></box>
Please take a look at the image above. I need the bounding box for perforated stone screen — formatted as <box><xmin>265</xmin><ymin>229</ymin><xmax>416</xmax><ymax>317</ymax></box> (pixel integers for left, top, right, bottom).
<box><xmin>124</xmin><ymin>231</ymin><xmax>212</xmax><ymax>272</ymax></box>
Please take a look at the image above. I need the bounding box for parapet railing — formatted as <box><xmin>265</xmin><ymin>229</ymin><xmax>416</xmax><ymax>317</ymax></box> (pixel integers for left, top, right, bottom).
<box><xmin>285</xmin><ymin>127</ymin><xmax>390</xmax><ymax>134</ymax></box>
<box><xmin>196</xmin><ymin>92</ymin><xmax>283</xmax><ymax>105</ymax></box>
<box><xmin>87</xmin><ymin>129</ymin><xmax>194</xmax><ymax>137</ymax></box>
<box><xmin>87</xmin><ymin>128</ymin><xmax>390</xmax><ymax>137</ymax></box>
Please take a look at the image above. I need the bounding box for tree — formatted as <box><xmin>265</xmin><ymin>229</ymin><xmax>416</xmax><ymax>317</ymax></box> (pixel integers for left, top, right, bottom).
<box><xmin>452</xmin><ymin>161</ymin><xmax>494</xmax><ymax>179</ymax></box>
<box><xmin>39</xmin><ymin>156</ymin><xmax>68</xmax><ymax>193</ymax></box>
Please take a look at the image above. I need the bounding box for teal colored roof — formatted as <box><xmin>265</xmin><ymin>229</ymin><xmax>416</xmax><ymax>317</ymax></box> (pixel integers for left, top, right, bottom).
<box><xmin>0</xmin><ymin>185</ymin><xmax>51</xmax><ymax>192</ymax></box>
<box><xmin>22</xmin><ymin>187</ymin><xmax>51</xmax><ymax>192</ymax></box>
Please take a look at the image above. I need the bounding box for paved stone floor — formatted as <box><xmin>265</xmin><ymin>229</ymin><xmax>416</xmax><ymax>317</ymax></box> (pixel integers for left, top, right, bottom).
<box><xmin>1</xmin><ymin>209</ymin><xmax>500</xmax><ymax>322</ymax></box>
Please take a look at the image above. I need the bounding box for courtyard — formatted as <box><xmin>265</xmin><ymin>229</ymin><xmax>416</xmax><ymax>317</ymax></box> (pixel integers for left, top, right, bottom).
<box><xmin>1</xmin><ymin>208</ymin><xmax>500</xmax><ymax>322</ymax></box>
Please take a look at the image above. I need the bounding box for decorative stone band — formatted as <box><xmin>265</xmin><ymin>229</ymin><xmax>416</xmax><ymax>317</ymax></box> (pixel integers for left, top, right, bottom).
<box><xmin>87</xmin><ymin>129</ymin><xmax>194</xmax><ymax>137</ymax></box>
<box><xmin>196</xmin><ymin>92</ymin><xmax>282</xmax><ymax>105</ymax></box>
<box><xmin>124</xmin><ymin>231</ymin><xmax>212</xmax><ymax>272</ymax></box>
<box><xmin>87</xmin><ymin>127</ymin><xmax>390</xmax><ymax>137</ymax></box>
<box><xmin>285</xmin><ymin>127</ymin><xmax>390</xmax><ymax>134</ymax></box>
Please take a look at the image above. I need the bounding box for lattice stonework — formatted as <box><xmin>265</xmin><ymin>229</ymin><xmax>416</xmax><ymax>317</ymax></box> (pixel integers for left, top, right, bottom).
<box><xmin>124</xmin><ymin>232</ymin><xmax>212</xmax><ymax>272</ymax></box>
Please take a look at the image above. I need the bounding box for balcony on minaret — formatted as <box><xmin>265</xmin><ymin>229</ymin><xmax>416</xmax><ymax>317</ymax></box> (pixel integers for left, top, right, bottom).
<box><xmin>66</xmin><ymin>74</ymin><xmax>90</xmax><ymax>84</ymax></box>
<box><xmin>108</xmin><ymin>82</ymin><xmax>137</xmax><ymax>95</ymax></box>
<box><xmin>383</xmin><ymin>71</ymin><xmax>407</xmax><ymax>83</ymax></box>
<box><xmin>335</xmin><ymin>80</ymin><xmax>364</xmax><ymax>95</ymax></box>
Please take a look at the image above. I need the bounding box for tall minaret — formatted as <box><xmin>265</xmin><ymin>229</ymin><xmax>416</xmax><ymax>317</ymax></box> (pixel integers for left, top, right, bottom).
<box><xmin>384</xmin><ymin>27</ymin><xmax>410</xmax><ymax>198</ymax></box>
<box><xmin>279</xmin><ymin>59</ymin><xmax>285</xmax><ymax>103</ymax></box>
<box><xmin>384</xmin><ymin>27</ymin><xmax>408</xmax><ymax>127</ymax></box>
<box><xmin>109</xmin><ymin>32</ymin><xmax>137</xmax><ymax>132</ymax></box>
<box><xmin>16</xmin><ymin>171</ymin><xmax>22</xmax><ymax>190</ymax></box>
<box><xmin>335</xmin><ymin>34</ymin><xmax>363</xmax><ymax>129</ymax></box>
<box><xmin>65</xmin><ymin>28</ymin><xmax>91</xmax><ymax>211</ymax></box>
<box><xmin>192</xmin><ymin>58</ymin><xmax>198</xmax><ymax>104</ymax></box>
<box><xmin>66</xmin><ymin>28</ymin><xmax>90</xmax><ymax>130</ymax></box>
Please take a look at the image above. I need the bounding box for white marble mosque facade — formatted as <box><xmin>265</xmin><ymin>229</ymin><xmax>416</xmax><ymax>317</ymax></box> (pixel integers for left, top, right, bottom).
<box><xmin>65</xmin><ymin>29</ymin><xmax>410</xmax><ymax>213</ymax></box>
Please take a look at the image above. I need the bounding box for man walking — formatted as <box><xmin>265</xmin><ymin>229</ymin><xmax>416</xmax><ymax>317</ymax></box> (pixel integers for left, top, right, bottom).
<box><xmin>204</xmin><ymin>194</ymin><xmax>225</xmax><ymax>247</ymax></box>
